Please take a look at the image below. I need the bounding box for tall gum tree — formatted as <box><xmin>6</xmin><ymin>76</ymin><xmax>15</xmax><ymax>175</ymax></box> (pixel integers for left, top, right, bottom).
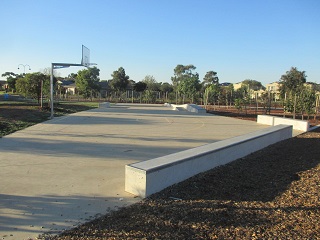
<box><xmin>202</xmin><ymin>70</ymin><xmax>220</xmax><ymax>108</ymax></box>
<box><xmin>171</xmin><ymin>64</ymin><xmax>198</xmax><ymax>104</ymax></box>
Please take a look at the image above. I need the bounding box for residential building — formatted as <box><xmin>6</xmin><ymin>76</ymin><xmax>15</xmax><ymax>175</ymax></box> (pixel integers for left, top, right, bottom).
<box><xmin>265</xmin><ymin>82</ymin><xmax>281</xmax><ymax>101</ymax></box>
<box><xmin>232</xmin><ymin>81</ymin><xmax>265</xmax><ymax>99</ymax></box>
<box><xmin>233</xmin><ymin>82</ymin><xmax>242</xmax><ymax>91</ymax></box>
<box><xmin>58</xmin><ymin>79</ymin><xmax>77</xmax><ymax>95</ymax></box>
<box><xmin>266</xmin><ymin>82</ymin><xmax>280</xmax><ymax>92</ymax></box>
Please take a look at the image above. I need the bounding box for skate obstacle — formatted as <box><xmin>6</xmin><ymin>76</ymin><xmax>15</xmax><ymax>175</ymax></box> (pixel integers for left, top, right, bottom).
<box><xmin>257</xmin><ymin>115</ymin><xmax>309</xmax><ymax>132</ymax></box>
<box><xmin>166</xmin><ymin>103</ymin><xmax>206</xmax><ymax>114</ymax></box>
<box><xmin>125</xmin><ymin>124</ymin><xmax>292</xmax><ymax>198</ymax></box>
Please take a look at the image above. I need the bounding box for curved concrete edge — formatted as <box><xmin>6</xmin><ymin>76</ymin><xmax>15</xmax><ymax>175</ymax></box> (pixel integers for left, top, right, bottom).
<box><xmin>125</xmin><ymin>125</ymin><xmax>293</xmax><ymax>198</ymax></box>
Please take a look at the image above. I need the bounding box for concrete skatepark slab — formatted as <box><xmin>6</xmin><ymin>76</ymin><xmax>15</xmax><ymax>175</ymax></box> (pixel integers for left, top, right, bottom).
<box><xmin>0</xmin><ymin>103</ymin><xmax>269</xmax><ymax>240</ymax></box>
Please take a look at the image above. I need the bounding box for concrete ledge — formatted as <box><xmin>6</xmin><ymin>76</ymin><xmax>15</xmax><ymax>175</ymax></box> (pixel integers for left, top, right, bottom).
<box><xmin>125</xmin><ymin>125</ymin><xmax>292</xmax><ymax>198</ymax></box>
<box><xmin>99</xmin><ymin>102</ymin><xmax>110</xmax><ymax>108</ymax></box>
<box><xmin>257</xmin><ymin>115</ymin><xmax>309</xmax><ymax>132</ymax></box>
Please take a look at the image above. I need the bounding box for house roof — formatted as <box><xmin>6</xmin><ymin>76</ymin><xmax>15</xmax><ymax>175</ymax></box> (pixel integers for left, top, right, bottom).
<box><xmin>58</xmin><ymin>80</ymin><xmax>75</xmax><ymax>86</ymax></box>
<box><xmin>220</xmin><ymin>82</ymin><xmax>231</xmax><ymax>86</ymax></box>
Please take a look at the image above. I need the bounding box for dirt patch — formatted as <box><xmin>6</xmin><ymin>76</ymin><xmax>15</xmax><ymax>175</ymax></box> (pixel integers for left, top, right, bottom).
<box><xmin>0</xmin><ymin>103</ymin><xmax>50</xmax><ymax>136</ymax></box>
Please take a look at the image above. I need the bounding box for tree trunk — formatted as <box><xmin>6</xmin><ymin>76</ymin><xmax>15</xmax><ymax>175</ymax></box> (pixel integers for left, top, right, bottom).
<box><xmin>293</xmin><ymin>94</ymin><xmax>297</xmax><ymax>119</ymax></box>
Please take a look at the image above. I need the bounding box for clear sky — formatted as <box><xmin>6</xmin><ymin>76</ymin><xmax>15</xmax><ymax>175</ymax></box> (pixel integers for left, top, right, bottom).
<box><xmin>1</xmin><ymin>0</ymin><xmax>319</xmax><ymax>86</ymax></box>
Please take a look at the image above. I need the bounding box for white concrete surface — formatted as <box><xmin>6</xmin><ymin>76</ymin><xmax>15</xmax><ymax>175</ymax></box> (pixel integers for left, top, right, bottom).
<box><xmin>0</xmin><ymin>103</ymin><xmax>268</xmax><ymax>240</ymax></box>
<box><xmin>257</xmin><ymin>115</ymin><xmax>274</xmax><ymax>126</ymax></box>
<box><xmin>273</xmin><ymin>117</ymin><xmax>309</xmax><ymax>132</ymax></box>
<box><xmin>170</xmin><ymin>104</ymin><xmax>206</xmax><ymax>114</ymax></box>
<box><xmin>257</xmin><ymin>114</ymin><xmax>309</xmax><ymax>132</ymax></box>
<box><xmin>186</xmin><ymin>104</ymin><xmax>206</xmax><ymax>114</ymax></box>
<box><xmin>125</xmin><ymin>125</ymin><xmax>292</xmax><ymax>198</ymax></box>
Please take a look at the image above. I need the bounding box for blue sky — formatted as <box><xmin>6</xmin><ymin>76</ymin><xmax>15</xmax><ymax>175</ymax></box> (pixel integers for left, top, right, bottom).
<box><xmin>1</xmin><ymin>0</ymin><xmax>319</xmax><ymax>86</ymax></box>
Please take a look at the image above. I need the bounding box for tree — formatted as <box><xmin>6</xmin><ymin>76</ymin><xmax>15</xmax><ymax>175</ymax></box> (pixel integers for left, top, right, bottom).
<box><xmin>203</xmin><ymin>84</ymin><xmax>220</xmax><ymax>108</ymax></box>
<box><xmin>178</xmin><ymin>72</ymin><xmax>200</xmax><ymax>103</ymax></box>
<box><xmin>234</xmin><ymin>85</ymin><xmax>251</xmax><ymax>115</ymax></box>
<box><xmin>76</xmin><ymin>66</ymin><xmax>100</xmax><ymax>99</ymax></box>
<box><xmin>109</xmin><ymin>67</ymin><xmax>129</xmax><ymax>96</ymax></box>
<box><xmin>15</xmin><ymin>72</ymin><xmax>49</xmax><ymax>103</ymax></box>
<box><xmin>1</xmin><ymin>72</ymin><xmax>23</xmax><ymax>92</ymax></box>
<box><xmin>279</xmin><ymin>67</ymin><xmax>307</xmax><ymax>118</ymax></box>
<box><xmin>242</xmin><ymin>79</ymin><xmax>264</xmax><ymax>91</ymax></box>
<box><xmin>203</xmin><ymin>71</ymin><xmax>219</xmax><ymax>86</ymax></box>
<box><xmin>279</xmin><ymin>67</ymin><xmax>306</xmax><ymax>95</ymax></box>
<box><xmin>171</xmin><ymin>64</ymin><xmax>198</xmax><ymax>103</ymax></box>
<box><xmin>160</xmin><ymin>82</ymin><xmax>173</xmax><ymax>101</ymax></box>
<box><xmin>234</xmin><ymin>98</ymin><xmax>244</xmax><ymax>113</ymax></box>
<box><xmin>143</xmin><ymin>75</ymin><xmax>158</xmax><ymax>91</ymax></box>
<box><xmin>134</xmin><ymin>81</ymin><xmax>147</xmax><ymax>92</ymax></box>
<box><xmin>15</xmin><ymin>77</ymin><xmax>28</xmax><ymax>97</ymax></box>
<box><xmin>202</xmin><ymin>70</ymin><xmax>220</xmax><ymax>107</ymax></box>
<box><xmin>160</xmin><ymin>82</ymin><xmax>173</xmax><ymax>93</ymax></box>
<box><xmin>142</xmin><ymin>75</ymin><xmax>162</xmax><ymax>103</ymax></box>
<box><xmin>299</xmin><ymin>87</ymin><xmax>316</xmax><ymax>120</ymax></box>
<box><xmin>225</xmin><ymin>84</ymin><xmax>234</xmax><ymax>107</ymax></box>
<box><xmin>134</xmin><ymin>81</ymin><xmax>147</xmax><ymax>103</ymax></box>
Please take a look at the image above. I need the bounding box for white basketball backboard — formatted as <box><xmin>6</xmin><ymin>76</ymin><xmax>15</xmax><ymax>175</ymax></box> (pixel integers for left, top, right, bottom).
<box><xmin>81</xmin><ymin>45</ymin><xmax>90</xmax><ymax>67</ymax></box>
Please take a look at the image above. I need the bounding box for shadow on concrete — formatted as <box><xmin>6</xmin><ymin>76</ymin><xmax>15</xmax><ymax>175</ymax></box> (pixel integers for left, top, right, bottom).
<box><xmin>0</xmin><ymin>135</ymin><xmax>220</xmax><ymax>161</ymax></box>
<box><xmin>0</xmin><ymin>194</ymin><xmax>129</xmax><ymax>237</ymax></box>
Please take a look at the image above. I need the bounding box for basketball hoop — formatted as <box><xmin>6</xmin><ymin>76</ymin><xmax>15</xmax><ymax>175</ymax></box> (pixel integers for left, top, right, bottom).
<box><xmin>50</xmin><ymin>45</ymin><xmax>97</xmax><ymax>119</ymax></box>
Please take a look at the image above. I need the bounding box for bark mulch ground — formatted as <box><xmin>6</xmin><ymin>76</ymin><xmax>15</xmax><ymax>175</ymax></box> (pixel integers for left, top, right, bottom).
<box><xmin>43</xmin><ymin>127</ymin><xmax>320</xmax><ymax>239</ymax></box>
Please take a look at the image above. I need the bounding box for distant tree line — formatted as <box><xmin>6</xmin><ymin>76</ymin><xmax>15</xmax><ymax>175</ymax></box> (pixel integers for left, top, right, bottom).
<box><xmin>2</xmin><ymin>65</ymin><xmax>319</xmax><ymax>119</ymax></box>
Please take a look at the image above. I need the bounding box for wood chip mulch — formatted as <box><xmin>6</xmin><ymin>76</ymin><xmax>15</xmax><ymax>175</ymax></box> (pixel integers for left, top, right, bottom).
<box><xmin>43</xmin><ymin>127</ymin><xmax>320</xmax><ymax>240</ymax></box>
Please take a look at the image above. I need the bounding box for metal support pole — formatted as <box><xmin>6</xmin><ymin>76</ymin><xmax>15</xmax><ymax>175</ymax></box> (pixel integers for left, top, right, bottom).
<box><xmin>50</xmin><ymin>63</ymin><xmax>54</xmax><ymax>119</ymax></box>
<box><xmin>40</xmin><ymin>78</ymin><xmax>43</xmax><ymax>109</ymax></box>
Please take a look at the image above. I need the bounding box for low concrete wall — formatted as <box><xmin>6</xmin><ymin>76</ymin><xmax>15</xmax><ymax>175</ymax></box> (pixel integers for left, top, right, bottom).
<box><xmin>99</xmin><ymin>102</ymin><xmax>110</xmax><ymax>108</ymax></box>
<box><xmin>257</xmin><ymin>115</ymin><xmax>274</xmax><ymax>126</ymax></box>
<box><xmin>257</xmin><ymin>115</ymin><xmax>309</xmax><ymax>132</ymax></box>
<box><xmin>125</xmin><ymin>125</ymin><xmax>292</xmax><ymax>198</ymax></box>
